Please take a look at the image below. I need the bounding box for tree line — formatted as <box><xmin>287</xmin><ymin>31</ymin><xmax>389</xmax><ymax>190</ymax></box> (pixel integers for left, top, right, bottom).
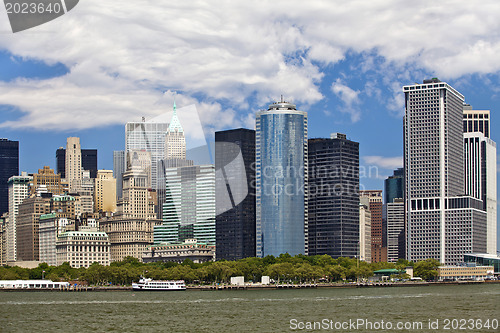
<box><xmin>0</xmin><ymin>254</ymin><xmax>440</xmax><ymax>285</ymax></box>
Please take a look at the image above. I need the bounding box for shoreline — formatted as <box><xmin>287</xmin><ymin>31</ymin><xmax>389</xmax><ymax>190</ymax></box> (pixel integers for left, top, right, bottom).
<box><xmin>0</xmin><ymin>280</ymin><xmax>498</xmax><ymax>292</ymax></box>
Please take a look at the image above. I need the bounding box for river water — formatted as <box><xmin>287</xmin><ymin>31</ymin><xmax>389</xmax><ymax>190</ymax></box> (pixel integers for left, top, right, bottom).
<box><xmin>0</xmin><ymin>284</ymin><xmax>499</xmax><ymax>332</ymax></box>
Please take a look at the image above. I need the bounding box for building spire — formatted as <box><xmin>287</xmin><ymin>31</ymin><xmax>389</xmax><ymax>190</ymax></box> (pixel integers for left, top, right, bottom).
<box><xmin>168</xmin><ymin>100</ymin><xmax>183</xmax><ymax>133</ymax></box>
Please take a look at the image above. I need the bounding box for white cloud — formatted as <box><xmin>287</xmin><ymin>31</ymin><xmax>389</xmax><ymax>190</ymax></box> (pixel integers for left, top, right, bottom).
<box><xmin>331</xmin><ymin>78</ymin><xmax>361</xmax><ymax>122</ymax></box>
<box><xmin>363</xmin><ymin>155</ymin><xmax>403</xmax><ymax>170</ymax></box>
<box><xmin>0</xmin><ymin>0</ymin><xmax>499</xmax><ymax>131</ymax></box>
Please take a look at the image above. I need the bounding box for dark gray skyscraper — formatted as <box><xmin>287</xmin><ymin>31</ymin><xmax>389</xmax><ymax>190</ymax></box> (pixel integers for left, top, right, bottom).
<box><xmin>113</xmin><ymin>150</ymin><xmax>125</xmax><ymax>199</ymax></box>
<box><xmin>0</xmin><ymin>139</ymin><xmax>19</xmax><ymax>217</ymax></box>
<box><xmin>307</xmin><ymin>133</ymin><xmax>359</xmax><ymax>258</ymax></box>
<box><xmin>215</xmin><ymin>128</ymin><xmax>256</xmax><ymax>261</ymax></box>
<box><xmin>56</xmin><ymin>147</ymin><xmax>98</xmax><ymax>178</ymax></box>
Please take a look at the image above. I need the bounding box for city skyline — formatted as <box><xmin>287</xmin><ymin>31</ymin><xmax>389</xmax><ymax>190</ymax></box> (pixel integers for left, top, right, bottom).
<box><xmin>0</xmin><ymin>2</ymin><xmax>499</xmax><ymax>251</ymax></box>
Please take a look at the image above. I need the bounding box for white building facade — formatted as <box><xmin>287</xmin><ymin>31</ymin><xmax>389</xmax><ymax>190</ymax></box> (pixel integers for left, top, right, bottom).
<box><xmin>56</xmin><ymin>228</ymin><xmax>110</xmax><ymax>268</ymax></box>
<box><xmin>463</xmin><ymin>107</ymin><xmax>497</xmax><ymax>255</ymax></box>
<box><xmin>7</xmin><ymin>173</ymin><xmax>32</xmax><ymax>262</ymax></box>
<box><xmin>125</xmin><ymin>120</ymin><xmax>169</xmax><ymax>191</ymax></box>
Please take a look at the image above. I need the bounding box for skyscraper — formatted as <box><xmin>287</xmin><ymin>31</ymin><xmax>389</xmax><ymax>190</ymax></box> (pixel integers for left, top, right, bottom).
<box><xmin>360</xmin><ymin>190</ymin><xmax>385</xmax><ymax>262</ymax></box>
<box><xmin>65</xmin><ymin>137</ymin><xmax>82</xmax><ymax>193</ymax></box>
<box><xmin>156</xmin><ymin>104</ymin><xmax>194</xmax><ymax>221</ymax></box>
<box><xmin>215</xmin><ymin>128</ymin><xmax>256</xmax><ymax>261</ymax></box>
<box><xmin>386</xmin><ymin>198</ymin><xmax>405</xmax><ymax>262</ymax></box>
<box><xmin>125</xmin><ymin>118</ymin><xmax>169</xmax><ymax>191</ymax></box>
<box><xmin>117</xmin><ymin>166</ymin><xmax>156</xmax><ymax>220</ymax></box>
<box><xmin>359</xmin><ymin>203</ymin><xmax>371</xmax><ymax>263</ymax></box>
<box><xmin>113</xmin><ymin>150</ymin><xmax>125</xmax><ymax>199</ymax></box>
<box><xmin>308</xmin><ymin>134</ymin><xmax>359</xmax><ymax>258</ymax></box>
<box><xmin>57</xmin><ymin>147</ymin><xmax>98</xmax><ymax>179</ymax></box>
<box><xmin>94</xmin><ymin>170</ymin><xmax>117</xmax><ymax>214</ymax></box>
<box><xmin>385</xmin><ymin>168</ymin><xmax>404</xmax><ymax>206</ymax></box>
<box><xmin>0</xmin><ymin>139</ymin><xmax>19</xmax><ymax>217</ymax></box>
<box><xmin>154</xmin><ymin>164</ymin><xmax>216</xmax><ymax>245</ymax></box>
<box><xmin>164</xmin><ymin>101</ymin><xmax>186</xmax><ymax>160</ymax></box>
<box><xmin>404</xmin><ymin>79</ymin><xmax>487</xmax><ymax>264</ymax></box>
<box><xmin>256</xmin><ymin>98</ymin><xmax>308</xmax><ymax>257</ymax></box>
<box><xmin>463</xmin><ymin>106</ymin><xmax>497</xmax><ymax>255</ymax></box>
<box><xmin>16</xmin><ymin>195</ymin><xmax>51</xmax><ymax>261</ymax></box>
<box><xmin>127</xmin><ymin>150</ymin><xmax>152</xmax><ymax>188</ymax></box>
<box><xmin>7</xmin><ymin>173</ymin><xmax>32</xmax><ymax>262</ymax></box>
<box><xmin>463</xmin><ymin>106</ymin><xmax>490</xmax><ymax>138</ymax></box>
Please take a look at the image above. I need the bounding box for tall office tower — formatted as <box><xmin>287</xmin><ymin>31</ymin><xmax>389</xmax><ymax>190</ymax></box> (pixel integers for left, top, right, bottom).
<box><xmin>215</xmin><ymin>128</ymin><xmax>256</xmax><ymax>261</ymax></box>
<box><xmin>39</xmin><ymin>213</ymin><xmax>70</xmax><ymax>266</ymax></box>
<box><xmin>360</xmin><ymin>190</ymin><xmax>385</xmax><ymax>262</ymax></box>
<box><xmin>65</xmin><ymin>137</ymin><xmax>82</xmax><ymax>192</ymax></box>
<box><xmin>74</xmin><ymin>170</ymin><xmax>94</xmax><ymax>216</ymax></box>
<box><xmin>125</xmin><ymin>118</ymin><xmax>169</xmax><ymax>191</ymax></box>
<box><xmin>164</xmin><ymin>102</ymin><xmax>186</xmax><ymax>160</ymax></box>
<box><xmin>127</xmin><ymin>150</ymin><xmax>152</xmax><ymax>188</ymax></box>
<box><xmin>386</xmin><ymin>198</ymin><xmax>405</xmax><ymax>262</ymax></box>
<box><xmin>157</xmin><ymin>106</ymin><xmax>193</xmax><ymax>221</ymax></box>
<box><xmin>0</xmin><ymin>139</ymin><xmax>19</xmax><ymax>217</ymax></box>
<box><xmin>113</xmin><ymin>150</ymin><xmax>125</xmax><ymax>199</ymax></box>
<box><xmin>56</xmin><ymin>148</ymin><xmax>65</xmax><ymax>178</ymax></box>
<box><xmin>154</xmin><ymin>164</ymin><xmax>216</xmax><ymax>245</ymax></box>
<box><xmin>7</xmin><ymin>173</ymin><xmax>32</xmax><ymax>262</ymax></box>
<box><xmin>0</xmin><ymin>216</ymin><xmax>6</xmax><ymax>265</ymax></box>
<box><xmin>307</xmin><ymin>134</ymin><xmax>359</xmax><ymax>258</ymax></box>
<box><xmin>359</xmin><ymin>204</ymin><xmax>371</xmax><ymax>263</ymax></box>
<box><xmin>404</xmin><ymin>79</ymin><xmax>487</xmax><ymax>264</ymax></box>
<box><xmin>81</xmin><ymin>149</ymin><xmax>98</xmax><ymax>178</ymax></box>
<box><xmin>57</xmin><ymin>147</ymin><xmax>98</xmax><ymax>179</ymax></box>
<box><xmin>16</xmin><ymin>195</ymin><xmax>51</xmax><ymax>261</ymax></box>
<box><xmin>385</xmin><ymin>168</ymin><xmax>404</xmax><ymax>205</ymax></box>
<box><xmin>94</xmin><ymin>170</ymin><xmax>117</xmax><ymax>214</ymax></box>
<box><xmin>255</xmin><ymin>98</ymin><xmax>308</xmax><ymax>257</ymax></box>
<box><xmin>30</xmin><ymin>166</ymin><xmax>65</xmax><ymax>195</ymax></box>
<box><xmin>463</xmin><ymin>107</ymin><xmax>497</xmax><ymax>254</ymax></box>
<box><xmin>463</xmin><ymin>106</ymin><xmax>490</xmax><ymax>138</ymax></box>
<box><xmin>117</xmin><ymin>167</ymin><xmax>156</xmax><ymax>219</ymax></box>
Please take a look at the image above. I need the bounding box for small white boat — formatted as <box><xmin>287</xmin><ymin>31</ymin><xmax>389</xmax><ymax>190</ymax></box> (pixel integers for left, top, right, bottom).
<box><xmin>132</xmin><ymin>277</ymin><xmax>186</xmax><ymax>291</ymax></box>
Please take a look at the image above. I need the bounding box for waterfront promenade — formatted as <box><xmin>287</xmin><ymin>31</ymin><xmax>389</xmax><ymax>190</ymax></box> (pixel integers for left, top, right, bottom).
<box><xmin>1</xmin><ymin>280</ymin><xmax>498</xmax><ymax>291</ymax></box>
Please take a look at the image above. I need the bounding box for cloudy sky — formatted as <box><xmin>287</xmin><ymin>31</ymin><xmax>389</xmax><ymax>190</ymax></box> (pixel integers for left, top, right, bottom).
<box><xmin>1</xmin><ymin>1</ymin><xmax>500</xmax><ymax>246</ymax></box>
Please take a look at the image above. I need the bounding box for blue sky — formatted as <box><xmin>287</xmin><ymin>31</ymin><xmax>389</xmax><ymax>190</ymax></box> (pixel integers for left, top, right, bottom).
<box><xmin>1</xmin><ymin>1</ymin><xmax>499</xmax><ymax>248</ymax></box>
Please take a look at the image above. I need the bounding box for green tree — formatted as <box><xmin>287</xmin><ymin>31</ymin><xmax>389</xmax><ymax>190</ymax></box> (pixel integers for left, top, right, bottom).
<box><xmin>414</xmin><ymin>259</ymin><xmax>440</xmax><ymax>281</ymax></box>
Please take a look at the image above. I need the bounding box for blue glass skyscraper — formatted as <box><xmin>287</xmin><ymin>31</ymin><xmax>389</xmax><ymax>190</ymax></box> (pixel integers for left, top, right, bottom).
<box><xmin>384</xmin><ymin>167</ymin><xmax>404</xmax><ymax>204</ymax></box>
<box><xmin>256</xmin><ymin>98</ymin><xmax>308</xmax><ymax>257</ymax></box>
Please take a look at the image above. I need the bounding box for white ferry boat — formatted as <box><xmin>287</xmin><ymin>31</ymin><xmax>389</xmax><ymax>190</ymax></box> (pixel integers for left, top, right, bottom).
<box><xmin>132</xmin><ymin>277</ymin><xmax>186</xmax><ymax>291</ymax></box>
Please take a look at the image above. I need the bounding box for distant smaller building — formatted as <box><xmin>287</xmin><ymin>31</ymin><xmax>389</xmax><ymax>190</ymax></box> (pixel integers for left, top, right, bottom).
<box><xmin>142</xmin><ymin>238</ymin><xmax>214</xmax><ymax>264</ymax></box>
<box><xmin>464</xmin><ymin>253</ymin><xmax>500</xmax><ymax>275</ymax></box>
<box><xmin>230</xmin><ymin>276</ymin><xmax>245</xmax><ymax>286</ymax></box>
<box><xmin>372</xmin><ymin>269</ymin><xmax>405</xmax><ymax>281</ymax></box>
<box><xmin>56</xmin><ymin>228</ymin><xmax>110</xmax><ymax>268</ymax></box>
<box><xmin>438</xmin><ymin>265</ymin><xmax>494</xmax><ymax>281</ymax></box>
<box><xmin>0</xmin><ymin>280</ymin><xmax>69</xmax><ymax>289</ymax></box>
